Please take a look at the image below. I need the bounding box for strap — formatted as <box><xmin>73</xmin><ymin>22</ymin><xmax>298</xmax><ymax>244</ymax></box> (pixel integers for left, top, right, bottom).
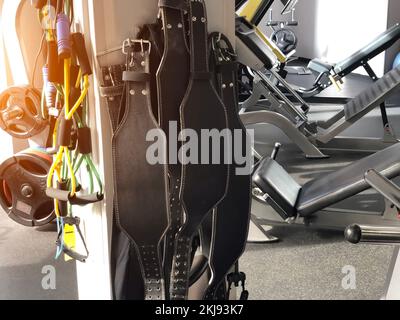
<box><xmin>122</xmin><ymin>71</ymin><xmax>151</xmax><ymax>83</ymax></box>
<box><xmin>100</xmin><ymin>64</ymin><xmax>145</xmax><ymax>300</ymax></box>
<box><xmin>159</xmin><ymin>0</ymin><xmax>188</xmax><ymax>10</ymax></box>
<box><xmin>169</xmin><ymin>0</ymin><xmax>229</xmax><ymax>300</ymax></box>
<box><xmin>203</xmin><ymin>32</ymin><xmax>251</xmax><ymax>300</ymax></box>
<box><xmin>100</xmin><ymin>65</ymin><xmax>126</xmax><ymax>132</ymax></box>
<box><xmin>113</xmin><ymin>45</ymin><xmax>170</xmax><ymax>301</ymax></box>
<box><xmin>56</xmin><ymin>217</ymin><xmax>89</xmax><ymax>263</ymax></box>
<box><xmin>157</xmin><ymin>1</ymin><xmax>190</xmax><ymax>300</ymax></box>
<box><xmin>189</xmin><ymin>0</ymin><xmax>209</xmax><ymax>73</ymax></box>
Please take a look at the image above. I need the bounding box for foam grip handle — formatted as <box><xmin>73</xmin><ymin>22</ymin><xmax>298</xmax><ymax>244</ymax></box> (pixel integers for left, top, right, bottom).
<box><xmin>57</xmin><ymin>14</ymin><xmax>71</xmax><ymax>59</ymax></box>
<box><xmin>47</xmin><ymin>188</ymin><xmax>103</xmax><ymax>206</ymax></box>
<box><xmin>46</xmin><ymin>188</ymin><xmax>70</xmax><ymax>202</ymax></box>
<box><xmin>57</xmin><ymin>118</ymin><xmax>73</xmax><ymax>147</ymax></box>
<box><xmin>72</xmin><ymin>33</ymin><xmax>93</xmax><ymax>76</ymax></box>
<box><xmin>57</xmin><ymin>181</ymin><xmax>69</xmax><ymax>217</ymax></box>
<box><xmin>47</xmin><ymin>41</ymin><xmax>63</xmax><ymax>84</ymax></box>
<box><xmin>69</xmin><ymin>193</ymin><xmax>104</xmax><ymax>206</ymax></box>
<box><xmin>77</xmin><ymin>127</ymin><xmax>92</xmax><ymax>155</ymax></box>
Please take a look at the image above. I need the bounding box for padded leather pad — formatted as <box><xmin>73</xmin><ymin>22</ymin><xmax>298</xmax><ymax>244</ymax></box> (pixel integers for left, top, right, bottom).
<box><xmin>298</xmin><ymin>143</ymin><xmax>400</xmax><ymax>216</ymax></box>
<box><xmin>169</xmin><ymin>0</ymin><xmax>229</xmax><ymax>301</ymax></box>
<box><xmin>308</xmin><ymin>58</ymin><xmax>334</xmax><ymax>74</ymax></box>
<box><xmin>335</xmin><ymin>23</ymin><xmax>400</xmax><ymax>76</ymax></box>
<box><xmin>253</xmin><ymin>157</ymin><xmax>301</xmax><ymax>217</ymax></box>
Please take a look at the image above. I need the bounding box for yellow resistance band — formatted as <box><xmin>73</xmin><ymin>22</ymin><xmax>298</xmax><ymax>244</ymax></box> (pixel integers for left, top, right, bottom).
<box><xmin>47</xmin><ymin>59</ymin><xmax>90</xmax><ymax>208</ymax></box>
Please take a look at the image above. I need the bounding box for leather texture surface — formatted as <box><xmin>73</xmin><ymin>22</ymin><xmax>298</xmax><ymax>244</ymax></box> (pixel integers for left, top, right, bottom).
<box><xmin>113</xmin><ymin>49</ymin><xmax>170</xmax><ymax>300</ymax></box>
<box><xmin>157</xmin><ymin>2</ymin><xmax>190</xmax><ymax>300</ymax></box>
<box><xmin>298</xmin><ymin>143</ymin><xmax>400</xmax><ymax>216</ymax></box>
<box><xmin>101</xmin><ymin>65</ymin><xmax>144</xmax><ymax>300</ymax></box>
<box><xmin>335</xmin><ymin>23</ymin><xmax>400</xmax><ymax>76</ymax></box>
<box><xmin>169</xmin><ymin>0</ymin><xmax>229</xmax><ymax>300</ymax></box>
<box><xmin>203</xmin><ymin>32</ymin><xmax>252</xmax><ymax>300</ymax></box>
<box><xmin>253</xmin><ymin>157</ymin><xmax>302</xmax><ymax>217</ymax></box>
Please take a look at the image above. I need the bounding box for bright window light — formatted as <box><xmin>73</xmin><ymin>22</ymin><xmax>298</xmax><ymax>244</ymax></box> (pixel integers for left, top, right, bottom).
<box><xmin>0</xmin><ymin>2</ymin><xmax>7</xmax><ymax>91</ymax></box>
<box><xmin>2</xmin><ymin>0</ymin><xmax>28</xmax><ymax>85</ymax></box>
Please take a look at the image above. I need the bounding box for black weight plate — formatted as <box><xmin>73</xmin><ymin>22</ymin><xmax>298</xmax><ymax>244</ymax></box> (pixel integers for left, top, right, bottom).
<box><xmin>0</xmin><ymin>85</ymin><xmax>47</xmax><ymax>139</ymax></box>
<box><xmin>271</xmin><ymin>28</ymin><xmax>298</xmax><ymax>55</ymax></box>
<box><xmin>0</xmin><ymin>152</ymin><xmax>55</xmax><ymax>227</ymax></box>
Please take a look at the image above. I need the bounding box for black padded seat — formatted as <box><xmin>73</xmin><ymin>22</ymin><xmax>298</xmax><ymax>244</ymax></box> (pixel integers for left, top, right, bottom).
<box><xmin>334</xmin><ymin>23</ymin><xmax>400</xmax><ymax>76</ymax></box>
<box><xmin>298</xmin><ymin>143</ymin><xmax>400</xmax><ymax>216</ymax></box>
<box><xmin>253</xmin><ymin>143</ymin><xmax>400</xmax><ymax>218</ymax></box>
<box><xmin>253</xmin><ymin>158</ymin><xmax>301</xmax><ymax>217</ymax></box>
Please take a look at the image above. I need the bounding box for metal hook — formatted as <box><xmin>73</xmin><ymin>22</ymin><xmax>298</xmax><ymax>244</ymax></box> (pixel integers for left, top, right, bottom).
<box><xmin>140</xmin><ymin>39</ymin><xmax>145</xmax><ymax>56</ymax></box>
<box><xmin>122</xmin><ymin>38</ymin><xmax>131</xmax><ymax>55</ymax></box>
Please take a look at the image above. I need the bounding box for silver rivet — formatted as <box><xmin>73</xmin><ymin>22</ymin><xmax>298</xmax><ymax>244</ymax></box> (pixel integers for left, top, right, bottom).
<box><xmin>201</xmin><ymin>17</ymin><xmax>206</xmax><ymax>23</ymax></box>
<box><xmin>192</xmin><ymin>17</ymin><xmax>197</xmax><ymax>22</ymax></box>
<box><xmin>109</xmin><ymin>97</ymin><xmax>115</xmax><ymax>101</ymax></box>
<box><xmin>141</xmin><ymin>61</ymin><xmax>145</xmax><ymax>67</ymax></box>
<box><xmin>178</xmin><ymin>23</ymin><xmax>183</xmax><ymax>28</ymax></box>
<box><xmin>130</xmin><ymin>90</ymin><xmax>135</xmax><ymax>95</ymax></box>
<box><xmin>218</xmin><ymin>57</ymin><xmax>223</xmax><ymax>62</ymax></box>
<box><xmin>222</xmin><ymin>84</ymin><xmax>227</xmax><ymax>89</ymax></box>
<box><xmin>142</xmin><ymin>90</ymin><xmax>148</xmax><ymax>96</ymax></box>
<box><xmin>167</xmin><ymin>24</ymin><xmax>172</xmax><ymax>29</ymax></box>
<box><xmin>105</xmin><ymin>75</ymin><xmax>110</xmax><ymax>81</ymax></box>
<box><xmin>229</xmin><ymin>83</ymin><xmax>234</xmax><ymax>88</ymax></box>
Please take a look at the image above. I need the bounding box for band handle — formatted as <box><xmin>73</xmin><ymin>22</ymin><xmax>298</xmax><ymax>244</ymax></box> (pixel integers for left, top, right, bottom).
<box><xmin>46</xmin><ymin>188</ymin><xmax>104</xmax><ymax>206</ymax></box>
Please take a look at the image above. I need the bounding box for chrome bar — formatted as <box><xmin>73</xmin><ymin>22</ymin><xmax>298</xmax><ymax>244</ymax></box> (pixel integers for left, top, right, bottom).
<box><xmin>345</xmin><ymin>224</ymin><xmax>400</xmax><ymax>245</ymax></box>
<box><xmin>365</xmin><ymin>169</ymin><xmax>400</xmax><ymax>209</ymax></box>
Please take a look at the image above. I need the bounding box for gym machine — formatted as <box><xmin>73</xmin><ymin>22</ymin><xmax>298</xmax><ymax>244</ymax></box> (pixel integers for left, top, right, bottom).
<box><xmin>235</xmin><ymin>1</ymin><xmax>400</xmax><ymax>158</ymax></box>
<box><xmin>342</xmin><ymin>177</ymin><xmax>400</xmax><ymax>300</ymax></box>
<box><xmin>267</xmin><ymin>0</ymin><xmax>299</xmax><ymax>56</ymax></box>
<box><xmin>252</xmin><ymin>142</ymin><xmax>400</xmax><ymax>232</ymax></box>
<box><xmin>238</xmin><ymin>0</ymin><xmax>400</xmax><ymax>101</ymax></box>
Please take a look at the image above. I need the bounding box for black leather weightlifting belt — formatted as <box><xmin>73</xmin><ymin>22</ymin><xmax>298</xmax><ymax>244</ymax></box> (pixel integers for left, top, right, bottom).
<box><xmin>100</xmin><ymin>65</ymin><xmax>145</xmax><ymax>300</ymax></box>
<box><xmin>157</xmin><ymin>0</ymin><xmax>190</xmax><ymax>300</ymax></box>
<box><xmin>169</xmin><ymin>0</ymin><xmax>229</xmax><ymax>300</ymax></box>
<box><xmin>203</xmin><ymin>33</ymin><xmax>251</xmax><ymax>300</ymax></box>
<box><xmin>100</xmin><ymin>65</ymin><xmax>126</xmax><ymax>132</ymax></box>
<box><xmin>113</xmin><ymin>45</ymin><xmax>170</xmax><ymax>300</ymax></box>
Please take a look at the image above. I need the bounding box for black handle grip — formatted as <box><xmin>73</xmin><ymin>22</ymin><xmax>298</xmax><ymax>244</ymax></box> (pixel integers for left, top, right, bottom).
<box><xmin>46</xmin><ymin>187</ymin><xmax>103</xmax><ymax>206</ymax></box>
<box><xmin>57</xmin><ymin>118</ymin><xmax>73</xmax><ymax>147</ymax></box>
<box><xmin>70</xmin><ymin>193</ymin><xmax>104</xmax><ymax>206</ymax></box>
<box><xmin>47</xmin><ymin>41</ymin><xmax>64</xmax><ymax>84</ymax></box>
<box><xmin>78</xmin><ymin>127</ymin><xmax>92</xmax><ymax>155</ymax></box>
<box><xmin>72</xmin><ymin>33</ymin><xmax>92</xmax><ymax>76</ymax></box>
<box><xmin>345</xmin><ymin>224</ymin><xmax>400</xmax><ymax>245</ymax></box>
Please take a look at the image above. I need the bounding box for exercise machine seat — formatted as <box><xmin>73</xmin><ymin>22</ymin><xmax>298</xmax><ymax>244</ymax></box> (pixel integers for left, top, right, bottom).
<box><xmin>334</xmin><ymin>23</ymin><xmax>400</xmax><ymax>76</ymax></box>
<box><xmin>253</xmin><ymin>158</ymin><xmax>302</xmax><ymax>217</ymax></box>
<box><xmin>253</xmin><ymin>143</ymin><xmax>400</xmax><ymax>218</ymax></box>
<box><xmin>298</xmin><ymin>143</ymin><xmax>400</xmax><ymax>216</ymax></box>
<box><xmin>308</xmin><ymin>58</ymin><xmax>334</xmax><ymax>74</ymax></box>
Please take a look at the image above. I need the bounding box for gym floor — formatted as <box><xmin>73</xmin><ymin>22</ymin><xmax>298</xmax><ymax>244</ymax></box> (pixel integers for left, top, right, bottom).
<box><xmin>0</xmin><ymin>74</ymin><xmax>399</xmax><ymax>300</ymax></box>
